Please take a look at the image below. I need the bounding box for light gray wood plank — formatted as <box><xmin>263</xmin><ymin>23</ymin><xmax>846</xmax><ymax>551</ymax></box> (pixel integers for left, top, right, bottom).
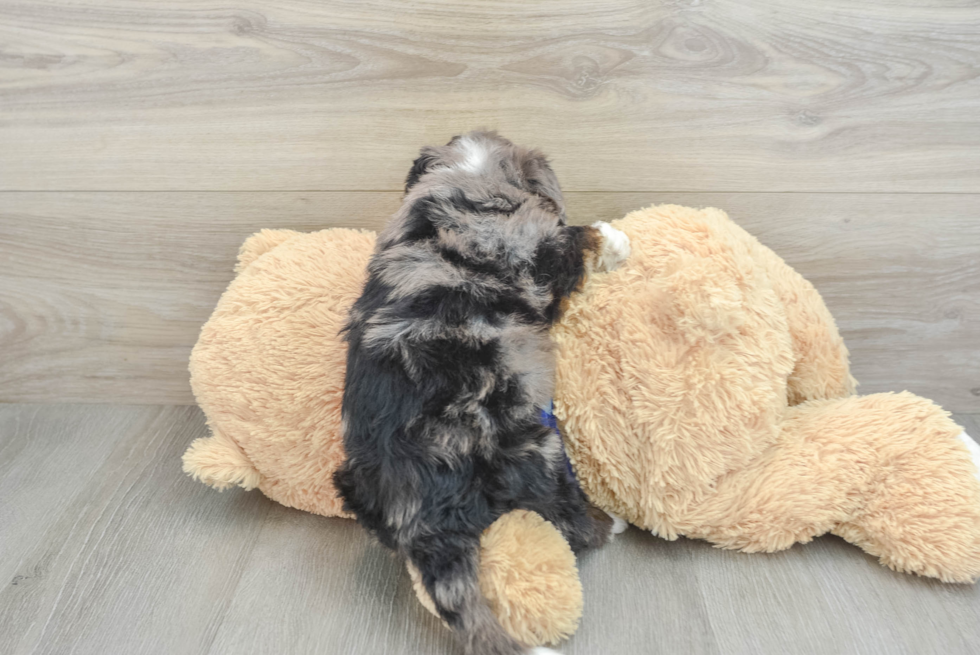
<box><xmin>688</xmin><ymin>533</ymin><xmax>980</xmax><ymax>655</ymax></box>
<box><xmin>0</xmin><ymin>404</ymin><xmax>272</xmax><ymax>655</ymax></box>
<box><xmin>0</xmin><ymin>405</ymin><xmax>978</xmax><ymax>654</ymax></box>
<box><xmin>564</xmin><ymin>529</ymin><xmax>719</xmax><ymax>655</ymax></box>
<box><xmin>1</xmin><ymin>0</ymin><xmax>978</xmax><ymax>192</ymax></box>
<box><xmin>204</xmin><ymin>506</ymin><xmax>457</xmax><ymax>655</ymax></box>
<box><xmin>0</xmin><ymin>191</ymin><xmax>395</xmax><ymax>406</ymax></box>
<box><xmin>2</xmin><ymin>192</ymin><xmax>977</xmax><ymax>411</ymax></box>
<box><xmin>957</xmin><ymin>413</ymin><xmax>979</xmax><ymax>437</ymax></box>
<box><xmin>0</xmin><ymin>405</ymin><xmax>142</xmax><ymax>592</ymax></box>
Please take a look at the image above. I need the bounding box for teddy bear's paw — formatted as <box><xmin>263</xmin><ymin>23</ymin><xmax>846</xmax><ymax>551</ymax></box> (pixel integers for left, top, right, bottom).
<box><xmin>958</xmin><ymin>431</ymin><xmax>980</xmax><ymax>484</ymax></box>
<box><xmin>592</xmin><ymin>221</ymin><xmax>631</xmax><ymax>272</ymax></box>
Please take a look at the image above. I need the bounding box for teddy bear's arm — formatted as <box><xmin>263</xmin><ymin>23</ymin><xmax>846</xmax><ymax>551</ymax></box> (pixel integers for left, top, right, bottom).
<box><xmin>697</xmin><ymin>207</ymin><xmax>856</xmax><ymax>404</ymax></box>
<box><xmin>757</xmin><ymin>243</ymin><xmax>857</xmax><ymax>404</ymax></box>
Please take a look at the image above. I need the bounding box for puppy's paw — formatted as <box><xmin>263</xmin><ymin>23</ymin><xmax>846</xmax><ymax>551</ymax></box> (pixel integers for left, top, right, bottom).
<box><xmin>607</xmin><ymin>512</ymin><xmax>629</xmax><ymax>535</ymax></box>
<box><xmin>592</xmin><ymin>221</ymin><xmax>631</xmax><ymax>272</ymax></box>
<box><xmin>585</xmin><ymin>504</ymin><xmax>615</xmax><ymax>548</ymax></box>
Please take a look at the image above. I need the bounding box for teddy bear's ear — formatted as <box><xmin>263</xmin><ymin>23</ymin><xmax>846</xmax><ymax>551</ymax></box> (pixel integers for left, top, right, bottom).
<box><xmin>235</xmin><ymin>229</ymin><xmax>303</xmax><ymax>273</ymax></box>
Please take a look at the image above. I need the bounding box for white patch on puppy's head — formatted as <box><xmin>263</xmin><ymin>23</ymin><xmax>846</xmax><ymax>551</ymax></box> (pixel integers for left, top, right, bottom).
<box><xmin>455</xmin><ymin>137</ymin><xmax>489</xmax><ymax>174</ymax></box>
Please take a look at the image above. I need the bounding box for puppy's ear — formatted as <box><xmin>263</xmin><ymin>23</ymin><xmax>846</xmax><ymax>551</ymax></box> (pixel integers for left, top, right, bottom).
<box><xmin>521</xmin><ymin>151</ymin><xmax>566</xmax><ymax>218</ymax></box>
<box><xmin>405</xmin><ymin>146</ymin><xmax>442</xmax><ymax>193</ymax></box>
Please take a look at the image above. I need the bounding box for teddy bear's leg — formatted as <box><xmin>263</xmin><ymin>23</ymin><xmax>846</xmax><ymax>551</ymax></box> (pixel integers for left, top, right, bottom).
<box><xmin>701</xmin><ymin>393</ymin><xmax>980</xmax><ymax>582</ymax></box>
<box><xmin>758</xmin><ymin>245</ymin><xmax>857</xmax><ymax>404</ymax></box>
<box><xmin>827</xmin><ymin>396</ymin><xmax>980</xmax><ymax>582</ymax></box>
<box><xmin>697</xmin><ymin>207</ymin><xmax>855</xmax><ymax>405</ymax></box>
<box><xmin>182</xmin><ymin>427</ymin><xmax>261</xmax><ymax>491</ymax></box>
<box><xmin>686</xmin><ymin>393</ymin><xmax>980</xmax><ymax>582</ymax></box>
<box><xmin>682</xmin><ymin>397</ymin><xmax>874</xmax><ymax>554</ymax></box>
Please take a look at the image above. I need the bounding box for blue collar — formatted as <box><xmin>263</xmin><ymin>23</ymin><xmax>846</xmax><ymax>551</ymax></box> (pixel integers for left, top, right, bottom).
<box><xmin>539</xmin><ymin>401</ymin><xmax>579</xmax><ymax>487</ymax></box>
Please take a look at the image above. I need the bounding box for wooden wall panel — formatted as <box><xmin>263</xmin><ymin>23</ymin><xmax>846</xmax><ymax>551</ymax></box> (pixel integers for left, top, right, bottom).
<box><xmin>1</xmin><ymin>0</ymin><xmax>978</xmax><ymax>192</ymax></box>
<box><xmin>2</xmin><ymin>192</ymin><xmax>977</xmax><ymax>410</ymax></box>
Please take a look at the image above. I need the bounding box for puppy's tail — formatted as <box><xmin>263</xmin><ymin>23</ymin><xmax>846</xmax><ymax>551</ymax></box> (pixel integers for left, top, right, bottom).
<box><xmin>407</xmin><ymin>536</ymin><xmax>553</xmax><ymax>655</ymax></box>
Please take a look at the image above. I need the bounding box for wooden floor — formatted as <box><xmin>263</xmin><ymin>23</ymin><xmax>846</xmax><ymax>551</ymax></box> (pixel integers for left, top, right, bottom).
<box><xmin>1</xmin><ymin>404</ymin><xmax>979</xmax><ymax>655</ymax></box>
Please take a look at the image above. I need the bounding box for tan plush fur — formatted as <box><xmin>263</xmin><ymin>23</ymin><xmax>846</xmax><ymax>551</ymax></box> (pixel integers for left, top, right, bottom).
<box><xmin>184</xmin><ymin>203</ymin><xmax>980</xmax><ymax>647</ymax></box>
<box><xmin>186</xmin><ymin>228</ymin><xmax>373</xmax><ymax>518</ymax></box>
<box><xmin>553</xmin><ymin>204</ymin><xmax>980</xmax><ymax>583</ymax></box>
<box><xmin>409</xmin><ymin>510</ymin><xmax>582</xmax><ymax>646</ymax></box>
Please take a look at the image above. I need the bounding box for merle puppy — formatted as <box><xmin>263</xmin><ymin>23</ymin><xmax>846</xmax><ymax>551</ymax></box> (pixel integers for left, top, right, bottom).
<box><xmin>334</xmin><ymin>131</ymin><xmax>630</xmax><ymax>655</ymax></box>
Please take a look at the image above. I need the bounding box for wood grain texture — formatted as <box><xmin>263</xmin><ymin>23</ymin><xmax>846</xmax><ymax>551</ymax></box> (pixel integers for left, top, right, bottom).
<box><xmin>1</xmin><ymin>404</ymin><xmax>978</xmax><ymax>654</ymax></box>
<box><xmin>205</xmin><ymin>503</ymin><xmax>457</xmax><ymax>655</ymax></box>
<box><xmin>1</xmin><ymin>0</ymin><xmax>979</xmax><ymax>191</ymax></box>
<box><xmin>0</xmin><ymin>404</ymin><xmax>273</xmax><ymax>655</ymax></box>
<box><xmin>2</xmin><ymin>0</ymin><xmax>978</xmax><ymax>650</ymax></box>
<box><xmin>2</xmin><ymin>192</ymin><xmax>977</xmax><ymax>410</ymax></box>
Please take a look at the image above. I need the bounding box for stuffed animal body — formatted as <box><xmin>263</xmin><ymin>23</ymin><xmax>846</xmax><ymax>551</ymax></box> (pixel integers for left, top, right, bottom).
<box><xmin>184</xmin><ymin>203</ymin><xmax>980</xmax><ymax>648</ymax></box>
<box><xmin>554</xmin><ymin>205</ymin><xmax>980</xmax><ymax>582</ymax></box>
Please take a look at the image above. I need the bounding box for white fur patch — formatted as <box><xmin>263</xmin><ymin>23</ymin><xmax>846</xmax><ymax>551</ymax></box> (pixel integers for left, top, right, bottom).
<box><xmin>530</xmin><ymin>648</ymin><xmax>561</xmax><ymax>655</ymax></box>
<box><xmin>593</xmin><ymin>221</ymin><xmax>631</xmax><ymax>272</ymax></box>
<box><xmin>456</xmin><ymin>137</ymin><xmax>488</xmax><ymax>174</ymax></box>
<box><xmin>607</xmin><ymin>512</ymin><xmax>629</xmax><ymax>535</ymax></box>
<box><xmin>957</xmin><ymin>431</ymin><xmax>980</xmax><ymax>484</ymax></box>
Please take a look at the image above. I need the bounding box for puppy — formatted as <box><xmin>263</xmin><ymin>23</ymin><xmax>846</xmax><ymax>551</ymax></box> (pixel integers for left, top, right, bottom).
<box><xmin>334</xmin><ymin>131</ymin><xmax>630</xmax><ymax>655</ymax></box>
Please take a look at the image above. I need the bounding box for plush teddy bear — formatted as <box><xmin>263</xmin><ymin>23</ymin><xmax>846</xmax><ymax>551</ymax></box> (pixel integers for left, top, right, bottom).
<box><xmin>552</xmin><ymin>204</ymin><xmax>980</xmax><ymax>583</ymax></box>
<box><xmin>184</xmin><ymin>204</ymin><xmax>980</xmax><ymax>648</ymax></box>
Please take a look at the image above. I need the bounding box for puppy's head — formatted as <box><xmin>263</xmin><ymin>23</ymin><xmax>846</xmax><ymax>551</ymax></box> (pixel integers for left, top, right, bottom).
<box><xmin>403</xmin><ymin>130</ymin><xmax>566</xmax><ymax>220</ymax></box>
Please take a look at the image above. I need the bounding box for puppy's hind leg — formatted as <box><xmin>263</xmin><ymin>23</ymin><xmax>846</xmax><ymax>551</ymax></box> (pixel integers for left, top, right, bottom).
<box><xmin>407</xmin><ymin>533</ymin><xmax>527</xmax><ymax>655</ymax></box>
<box><xmin>520</xmin><ymin>453</ymin><xmax>616</xmax><ymax>554</ymax></box>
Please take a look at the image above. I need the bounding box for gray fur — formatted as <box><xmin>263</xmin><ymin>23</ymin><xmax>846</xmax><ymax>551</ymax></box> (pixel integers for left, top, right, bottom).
<box><xmin>335</xmin><ymin>131</ymin><xmax>616</xmax><ymax>655</ymax></box>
